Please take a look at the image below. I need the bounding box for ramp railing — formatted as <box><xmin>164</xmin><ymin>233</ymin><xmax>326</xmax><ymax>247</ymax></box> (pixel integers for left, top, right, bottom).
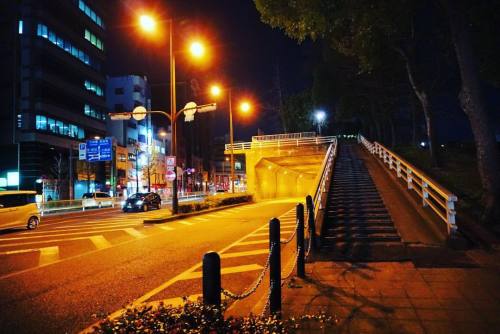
<box><xmin>225</xmin><ymin>135</ymin><xmax>336</xmax><ymax>151</ymax></box>
<box><xmin>358</xmin><ymin>135</ymin><xmax>458</xmax><ymax>236</ymax></box>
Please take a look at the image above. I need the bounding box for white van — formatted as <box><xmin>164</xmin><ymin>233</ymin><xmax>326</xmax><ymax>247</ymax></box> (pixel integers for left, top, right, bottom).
<box><xmin>0</xmin><ymin>191</ymin><xmax>40</xmax><ymax>230</ymax></box>
<box><xmin>82</xmin><ymin>192</ymin><xmax>114</xmax><ymax>208</ymax></box>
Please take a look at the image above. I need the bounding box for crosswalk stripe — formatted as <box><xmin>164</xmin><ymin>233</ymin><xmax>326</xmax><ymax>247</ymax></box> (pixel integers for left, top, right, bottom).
<box><xmin>52</xmin><ymin>222</ymin><xmax>139</xmax><ymax>230</ymax></box>
<box><xmin>124</xmin><ymin>228</ymin><xmax>145</xmax><ymax>238</ymax></box>
<box><xmin>251</xmin><ymin>231</ymin><xmax>293</xmax><ymax>237</ymax></box>
<box><xmin>0</xmin><ymin>236</ymin><xmax>95</xmax><ymax>248</ymax></box>
<box><xmin>220</xmin><ymin>249</ymin><xmax>268</xmax><ymax>258</ymax></box>
<box><xmin>237</xmin><ymin>238</ymin><xmax>287</xmax><ymax>246</ymax></box>
<box><xmin>0</xmin><ymin>228</ymin><xmax>138</xmax><ymax>241</ymax></box>
<box><xmin>193</xmin><ymin>217</ymin><xmax>209</xmax><ymax>222</ymax></box>
<box><xmin>90</xmin><ymin>235</ymin><xmax>112</xmax><ymax>249</ymax></box>
<box><xmin>158</xmin><ymin>225</ymin><xmax>174</xmax><ymax>231</ymax></box>
<box><xmin>39</xmin><ymin>246</ymin><xmax>59</xmax><ymax>265</ymax></box>
<box><xmin>0</xmin><ymin>248</ymin><xmax>40</xmax><ymax>255</ymax></box>
<box><xmin>179</xmin><ymin>221</ymin><xmax>193</xmax><ymax>226</ymax></box>
<box><xmin>180</xmin><ymin>264</ymin><xmax>263</xmax><ymax>280</ymax></box>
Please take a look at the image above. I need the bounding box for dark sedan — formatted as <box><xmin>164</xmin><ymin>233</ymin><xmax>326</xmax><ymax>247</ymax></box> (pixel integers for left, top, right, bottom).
<box><xmin>122</xmin><ymin>192</ymin><xmax>161</xmax><ymax>212</ymax></box>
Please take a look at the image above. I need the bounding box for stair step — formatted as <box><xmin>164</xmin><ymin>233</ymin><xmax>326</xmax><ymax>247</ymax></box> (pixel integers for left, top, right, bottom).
<box><xmin>327</xmin><ymin>226</ymin><xmax>397</xmax><ymax>233</ymax></box>
<box><xmin>323</xmin><ymin>233</ymin><xmax>401</xmax><ymax>242</ymax></box>
<box><xmin>329</xmin><ymin>208</ymin><xmax>389</xmax><ymax>214</ymax></box>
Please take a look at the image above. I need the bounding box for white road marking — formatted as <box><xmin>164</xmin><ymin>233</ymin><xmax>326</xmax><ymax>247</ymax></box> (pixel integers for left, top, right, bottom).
<box><xmin>124</xmin><ymin>228</ymin><xmax>146</xmax><ymax>238</ymax></box>
<box><xmin>90</xmin><ymin>235</ymin><xmax>112</xmax><ymax>249</ymax></box>
<box><xmin>158</xmin><ymin>226</ymin><xmax>174</xmax><ymax>231</ymax></box>
<box><xmin>52</xmin><ymin>222</ymin><xmax>139</xmax><ymax>230</ymax></box>
<box><xmin>0</xmin><ymin>248</ymin><xmax>41</xmax><ymax>255</ymax></box>
<box><xmin>250</xmin><ymin>231</ymin><xmax>293</xmax><ymax>237</ymax></box>
<box><xmin>178</xmin><ymin>220</ymin><xmax>193</xmax><ymax>226</ymax></box>
<box><xmin>39</xmin><ymin>246</ymin><xmax>60</xmax><ymax>265</ymax></box>
<box><xmin>180</xmin><ymin>264</ymin><xmax>264</xmax><ymax>280</ymax></box>
<box><xmin>220</xmin><ymin>249</ymin><xmax>268</xmax><ymax>259</ymax></box>
<box><xmin>193</xmin><ymin>217</ymin><xmax>209</xmax><ymax>222</ymax></box>
<box><xmin>0</xmin><ymin>228</ymin><xmax>137</xmax><ymax>241</ymax></box>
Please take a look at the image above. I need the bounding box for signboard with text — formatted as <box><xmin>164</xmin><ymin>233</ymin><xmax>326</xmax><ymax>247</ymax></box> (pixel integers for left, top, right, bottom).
<box><xmin>166</xmin><ymin>156</ymin><xmax>176</xmax><ymax>171</ymax></box>
<box><xmin>78</xmin><ymin>143</ymin><xmax>86</xmax><ymax>160</ymax></box>
<box><xmin>86</xmin><ymin>138</ymin><xmax>112</xmax><ymax>162</ymax></box>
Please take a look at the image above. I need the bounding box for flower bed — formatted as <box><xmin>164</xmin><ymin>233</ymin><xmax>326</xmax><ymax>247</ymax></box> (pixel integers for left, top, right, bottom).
<box><xmin>89</xmin><ymin>300</ymin><xmax>336</xmax><ymax>333</ymax></box>
<box><xmin>178</xmin><ymin>194</ymin><xmax>253</xmax><ymax>214</ymax></box>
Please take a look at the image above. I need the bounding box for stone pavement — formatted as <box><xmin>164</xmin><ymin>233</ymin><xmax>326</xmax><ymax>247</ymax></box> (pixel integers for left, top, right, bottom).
<box><xmin>281</xmin><ymin>248</ymin><xmax>500</xmax><ymax>334</ymax></box>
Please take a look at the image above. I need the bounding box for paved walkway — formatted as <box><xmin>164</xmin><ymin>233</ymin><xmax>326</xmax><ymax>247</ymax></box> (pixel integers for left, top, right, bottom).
<box><xmin>282</xmin><ymin>249</ymin><xmax>500</xmax><ymax>333</ymax></box>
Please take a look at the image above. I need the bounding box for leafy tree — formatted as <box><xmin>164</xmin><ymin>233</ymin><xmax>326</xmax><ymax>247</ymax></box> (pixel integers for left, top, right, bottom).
<box><xmin>281</xmin><ymin>90</ymin><xmax>314</xmax><ymax>133</ymax></box>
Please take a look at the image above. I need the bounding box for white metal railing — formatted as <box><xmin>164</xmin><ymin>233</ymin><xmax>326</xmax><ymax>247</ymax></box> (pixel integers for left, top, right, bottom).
<box><xmin>225</xmin><ymin>136</ymin><xmax>336</xmax><ymax>151</ymax></box>
<box><xmin>251</xmin><ymin>132</ymin><xmax>316</xmax><ymax>142</ymax></box>
<box><xmin>39</xmin><ymin>197</ymin><xmax>121</xmax><ymax>216</ymax></box>
<box><xmin>358</xmin><ymin>134</ymin><xmax>458</xmax><ymax>236</ymax></box>
<box><xmin>312</xmin><ymin>138</ymin><xmax>338</xmax><ymax>220</ymax></box>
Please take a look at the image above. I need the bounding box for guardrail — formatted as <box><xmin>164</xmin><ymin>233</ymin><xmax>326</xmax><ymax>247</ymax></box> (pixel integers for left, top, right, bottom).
<box><xmin>251</xmin><ymin>132</ymin><xmax>316</xmax><ymax>142</ymax></box>
<box><xmin>225</xmin><ymin>136</ymin><xmax>336</xmax><ymax>151</ymax></box>
<box><xmin>358</xmin><ymin>134</ymin><xmax>458</xmax><ymax>236</ymax></box>
<box><xmin>39</xmin><ymin>197</ymin><xmax>121</xmax><ymax>216</ymax></box>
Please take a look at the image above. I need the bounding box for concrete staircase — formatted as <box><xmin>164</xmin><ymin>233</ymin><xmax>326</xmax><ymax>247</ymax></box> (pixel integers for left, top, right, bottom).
<box><xmin>321</xmin><ymin>144</ymin><xmax>407</xmax><ymax>261</ymax></box>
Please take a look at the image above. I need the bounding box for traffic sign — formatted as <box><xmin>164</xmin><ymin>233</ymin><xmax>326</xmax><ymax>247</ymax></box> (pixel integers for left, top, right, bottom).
<box><xmin>132</xmin><ymin>106</ymin><xmax>147</xmax><ymax>121</ymax></box>
<box><xmin>78</xmin><ymin>143</ymin><xmax>86</xmax><ymax>160</ymax></box>
<box><xmin>86</xmin><ymin>138</ymin><xmax>112</xmax><ymax>162</ymax></box>
<box><xmin>166</xmin><ymin>156</ymin><xmax>176</xmax><ymax>171</ymax></box>
<box><xmin>166</xmin><ymin>170</ymin><xmax>176</xmax><ymax>182</ymax></box>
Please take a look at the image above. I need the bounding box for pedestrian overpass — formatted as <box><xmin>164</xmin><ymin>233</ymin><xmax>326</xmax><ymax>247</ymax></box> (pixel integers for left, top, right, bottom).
<box><xmin>226</xmin><ymin>132</ymin><xmax>462</xmax><ymax>254</ymax></box>
<box><xmin>225</xmin><ymin>132</ymin><xmax>336</xmax><ymax>200</ymax></box>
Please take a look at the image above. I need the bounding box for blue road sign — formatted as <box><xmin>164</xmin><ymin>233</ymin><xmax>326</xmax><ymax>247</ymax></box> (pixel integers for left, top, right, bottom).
<box><xmin>86</xmin><ymin>138</ymin><xmax>112</xmax><ymax>162</ymax></box>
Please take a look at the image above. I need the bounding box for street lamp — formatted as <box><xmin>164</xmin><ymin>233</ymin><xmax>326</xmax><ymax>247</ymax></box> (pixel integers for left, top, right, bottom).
<box><xmin>314</xmin><ymin>110</ymin><xmax>326</xmax><ymax>136</ymax></box>
<box><xmin>137</xmin><ymin>14</ymin><xmax>207</xmax><ymax>214</ymax></box>
<box><xmin>210</xmin><ymin>85</ymin><xmax>252</xmax><ymax>193</ymax></box>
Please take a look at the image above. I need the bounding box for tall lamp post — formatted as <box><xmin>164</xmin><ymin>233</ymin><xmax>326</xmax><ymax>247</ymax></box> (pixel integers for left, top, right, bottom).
<box><xmin>210</xmin><ymin>85</ymin><xmax>252</xmax><ymax>193</ymax></box>
<box><xmin>137</xmin><ymin>14</ymin><xmax>206</xmax><ymax>213</ymax></box>
<box><xmin>314</xmin><ymin>110</ymin><xmax>327</xmax><ymax>136</ymax></box>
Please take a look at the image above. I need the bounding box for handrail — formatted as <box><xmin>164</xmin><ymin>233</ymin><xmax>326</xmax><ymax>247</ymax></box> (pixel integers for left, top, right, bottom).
<box><xmin>358</xmin><ymin>134</ymin><xmax>458</xmax><ymax>236</ymax></box>
<box><xmin>312</xmin><ymin>138</ymin><xmax>338</xmax><ymax>223</ymax></box>
<box><xmin>251</xmin><ymin>132</ymin><xmax>316</xmax><ymax>142</ymax></box>
<box><xmin>39</xmin><ymin>197</ymin><xmax>121</xmax><ymax>216</ymax></box>
<box><xmin>225</xmin><ymin>136</ymin><xmax>336</xmax><ymax>151</ymax></box>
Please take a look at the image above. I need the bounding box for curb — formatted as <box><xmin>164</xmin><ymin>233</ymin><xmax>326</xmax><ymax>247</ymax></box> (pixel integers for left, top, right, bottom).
<box><xmin>143</xmin><ymin>202</ymin><xmax>253</xmax><ymax>224</ymax></box>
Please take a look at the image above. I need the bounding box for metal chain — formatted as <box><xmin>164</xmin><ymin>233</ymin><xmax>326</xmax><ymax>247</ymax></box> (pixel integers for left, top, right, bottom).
<box><xmin>280</xmin><ymin>219</ymin><xmax>299</xmax><ymax>244</ymax></box>
<box><xmin>259</xmin><ymin>288</ymin><xmax>272</xmax><ymax>317</ymax></box>
<box><xmin>221</xmin><ymin>244</ymin><xmax>274</xmax><ymax>300</ymax></box>
<box><xmin>281</xmin><ymin>247</ymin><xmax>301</xmax><ymax>287</ymax></box>
<box><xmin>305</xmin><ymin>231</ymin><xmax>313</xmax><ymax>260</ymax></box>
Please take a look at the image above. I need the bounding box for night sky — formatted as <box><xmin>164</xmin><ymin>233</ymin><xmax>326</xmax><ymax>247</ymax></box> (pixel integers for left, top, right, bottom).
<box><xmin>105</xmin><ymin>0</ymin><xmax>314</xmax><ymax>141</ymax></box>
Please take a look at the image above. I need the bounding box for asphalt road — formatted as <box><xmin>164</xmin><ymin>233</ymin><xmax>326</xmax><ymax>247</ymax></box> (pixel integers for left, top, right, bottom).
<box><xmin>0</xmin><ymin>198</ymin><xmax>301</xmax><ymax>333</ymax></box>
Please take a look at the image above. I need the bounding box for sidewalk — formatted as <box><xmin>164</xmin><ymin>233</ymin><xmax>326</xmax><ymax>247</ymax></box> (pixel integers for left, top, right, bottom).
<box><xmin>281</xmin><ymin>247</ymin><xmax>500</xmax><ymax>333</ymax></box>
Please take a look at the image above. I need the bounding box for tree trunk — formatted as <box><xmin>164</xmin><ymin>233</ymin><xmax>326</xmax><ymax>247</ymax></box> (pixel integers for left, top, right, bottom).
<box><xmin>420</xmin><ymin>93</ymin><xmax>439</xmax><ymax>167</ymax></box>
<box><xmin>410</xmin><ymin>97</ymin><xmax>419</xmax><ymax>147</ymax></box>
<box><xmin>395</xmin><ymin>47</ymin><xmax>440</xmax><ymax>166</ymax></box>
<box><xmin>443</xmin><ymin>0</ymin><xmax>500</xmax><ymax>224</ymax></box>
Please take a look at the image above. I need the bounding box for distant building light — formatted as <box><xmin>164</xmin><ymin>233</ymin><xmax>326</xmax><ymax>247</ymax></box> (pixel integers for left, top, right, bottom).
<box><xmin>7</xmin><ymin>171</ymin><xmax>19</xmax><ymax>186</ymax></box>
<box><xmin>0</xmin><ymin>178</ymin><xmax>7</xmax><ymax>187</ymax></box>
<box><xmin>18</xmin><ymin>20</ymin><xmax>23</xmax><ymax>34</ymax></box>
<box><xmin>420</xmin><ymin>141</ymin><xmax>426</xmax><ymax>148</ymax></box>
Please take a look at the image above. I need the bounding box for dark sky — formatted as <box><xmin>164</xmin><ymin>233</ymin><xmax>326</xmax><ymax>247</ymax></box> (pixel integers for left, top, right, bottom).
<box><xmin>105</xmin><ymin>0</ymin><xmax>313</xmax><ymax>141</ymax></box>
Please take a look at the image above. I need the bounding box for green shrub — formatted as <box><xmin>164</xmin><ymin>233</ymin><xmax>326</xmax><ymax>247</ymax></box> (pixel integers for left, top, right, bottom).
<box><xmin>90</xmin><ymin>301</ymin><xmax>337</xmax><ymax>333</ymax></box>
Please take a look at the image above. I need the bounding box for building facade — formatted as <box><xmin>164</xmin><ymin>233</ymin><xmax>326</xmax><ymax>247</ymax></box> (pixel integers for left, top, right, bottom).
<box><xmin>106</xmin><ymin>75</ymin><xmax>168</xmax><ymax>196</ymax></box>
<box><xmin>0</xmin><ymin>0</ymin><xmax>107</xmax><ymax>198</ymax></box>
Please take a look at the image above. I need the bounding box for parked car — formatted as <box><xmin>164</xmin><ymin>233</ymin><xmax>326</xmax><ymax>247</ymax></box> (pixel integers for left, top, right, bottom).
<box><xmin>122</xmin><ymin>192</ymin><xmax>161</xmax><ymax>212</ymax></box>
<box><xmin>0</xmin><ymin>191</ymin><xmax>40</xmax><ymax>230</ymax></box>
<box><xmin>82</xmin><ymin>192</ymin><xmax>113</xmax><ymax>208</ymax></box>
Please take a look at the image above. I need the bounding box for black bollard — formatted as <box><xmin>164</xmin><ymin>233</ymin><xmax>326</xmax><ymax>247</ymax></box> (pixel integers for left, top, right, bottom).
<box><xmin>296</xmin><ymin>203</ymin><xmax>305</xmax><ymax>278</ymax></box>
<box><xmin>306</xmin><ymin>195</ymin><xmax>316</xmax><ymax>249</ymax></box>
<box><xmin>202</xmin><ymin>251</ymin><xmax>221</xmax><ymax>306</ymax></box>
<box><xmin>269</xmin><ymin>217</ymin><xmax>281</xmax><ymax>314</ymax></box>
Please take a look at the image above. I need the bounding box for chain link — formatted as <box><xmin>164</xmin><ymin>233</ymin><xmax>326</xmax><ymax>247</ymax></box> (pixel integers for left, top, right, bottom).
<box><xmin>280</xmin><ymin>219</ymin><xmax>299</xmax><ymax>244</ymax></box>
<box><xmin>281</xmin><ymin>247</ymin><xmax>301</xmax><ymax>287</ymax></box>
<box><xmin>221</xmin><ymin>244</ymin><xmax>274</xmax><ymax>300</ymax></box>
<box><xmin>305</xmin><ymin>230</ymin><xmax>313</xmax><ymax>260</ymax></box>
<box><xmin>259</xmin><ymin>288</ymin><xmax>272</xmax><ymax>317</ymax></box>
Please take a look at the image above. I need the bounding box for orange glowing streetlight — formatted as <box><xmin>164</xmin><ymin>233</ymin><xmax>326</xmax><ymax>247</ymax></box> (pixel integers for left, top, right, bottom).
<box><xmin>136</xmin><ymin>12</ymin><xmax>209</xmax><ymax>214</ymax></box>
<box><xmin>210</xmin><ymin>85</ymin><xmax>253</xmax><ymax>193</ymax></box>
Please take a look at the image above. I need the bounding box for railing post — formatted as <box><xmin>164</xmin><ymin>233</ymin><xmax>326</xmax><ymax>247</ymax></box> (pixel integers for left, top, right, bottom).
<box><xmin>396</xmin><ymin>161</ymin><xmax>401</xmax><ymax>178</ymax></box>
<box><xmin>269</xmin><ymin>218</ymin><xmax>281</xmax><ymax>314</ymax></box>
<box><xmin>407</xmin><ymin>168</ymin><xmax>413</xmax><ymax>190</ymax></box>
<box><xmin>296</xmin><ymin>203</ymin><xmax>305</xmax><ymax>278</ymax></box>
<box><xmin>389</xmin><ymin>154</ymin><xmax>393</xmax><ymax>170</ymax></box>
<box><xmin>306</xmin><ymin>195</ymin><xmax>316</xmax><ymax>249</ymax></box>
<box><xmin>422</xmin><ymin>181</ymin><xmax>429</xmax><ymax>207</ymax></box>
<box><xmin>202</xmin><ymin>251</ymin><xmax>221</xmax><ymax>306</ymax></box>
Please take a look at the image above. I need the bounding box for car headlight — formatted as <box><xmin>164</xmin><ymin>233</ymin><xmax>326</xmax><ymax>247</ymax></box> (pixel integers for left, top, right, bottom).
<box><xmin>136</xmin><ymin>200</ymin><xmax>143</xmax><ymax>206</ymax></box>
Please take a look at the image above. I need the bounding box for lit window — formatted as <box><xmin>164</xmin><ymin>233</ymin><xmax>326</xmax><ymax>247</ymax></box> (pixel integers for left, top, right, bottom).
<box><xmin>18</xmin><ymin>20</ymin><xmax>23</xmax><ymax>34</ymax></box>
